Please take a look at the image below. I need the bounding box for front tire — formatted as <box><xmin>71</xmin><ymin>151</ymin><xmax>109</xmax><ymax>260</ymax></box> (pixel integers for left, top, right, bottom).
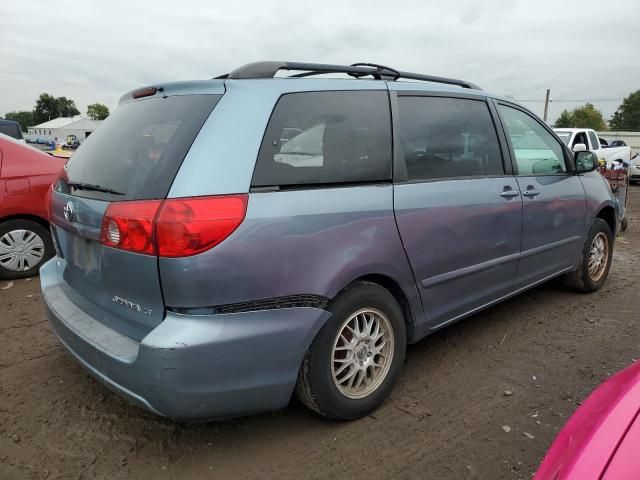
<box><xmin>563</xmin><ymin>218</ymin><xmax>613</xmax><ymax>292</ymax></box>
<box><xmin>0</xmin><ymin>219</ymin><xmax>54</xmax><ymax>279</ymax></box>
<box><xmin>295</xmin><ymin>282</ymin><xmax>406</xmax><ymax>420</ymax></box>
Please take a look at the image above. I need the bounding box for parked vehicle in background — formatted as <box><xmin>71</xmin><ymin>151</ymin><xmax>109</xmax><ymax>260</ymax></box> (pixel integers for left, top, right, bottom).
<box><xmin>0</xmin><ymin>134</ymin><xmax>65</xmax><ymax>279</ymax></box>
<box><xmin>605</xmin><ymin>139</ymin><xmax>628</xmax><ymax>148</ymax></box>
<box><xmin>630</xmin><ymin>153</ymin><xmax>640</xmax><ymax>185</ymax></box>
<box><xmin>0</xmin><ymin>119</ymin><xmax>25</xmax><ymax>142</ymax></box>
<box><xmin>554</xmin><ymin>128</ymin><xmax>631</xmax><ymax>168</ymax></box>
<box><xmin>535</xmin><ymin>360</ymin><xmax>640</xmax><ymax>479</ymax></box>
<box><xmin>42</xmin><ymin>61</ymin><xmax>619</xmax><ymax>421</ymax></box>
<box><xmin>62</xmin><ymin>134</ymin><xmax>81</xmax><ymax>150</ymax></box>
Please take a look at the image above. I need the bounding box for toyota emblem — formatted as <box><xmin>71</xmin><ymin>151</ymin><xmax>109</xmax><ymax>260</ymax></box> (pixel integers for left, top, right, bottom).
<box><xmin>63</xmin><ymin>201</ymin><xmax>74</xmax><ymax>222</ymax></box>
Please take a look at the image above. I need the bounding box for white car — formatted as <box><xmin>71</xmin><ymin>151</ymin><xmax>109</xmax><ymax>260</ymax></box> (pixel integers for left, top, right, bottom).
<box><xmin>554</xmin><ymin>128</ymin><xmax>631</xmax><ymax>168</ymax></box>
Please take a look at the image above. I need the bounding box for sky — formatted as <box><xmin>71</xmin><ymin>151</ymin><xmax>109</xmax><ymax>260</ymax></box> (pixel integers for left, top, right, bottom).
<box><xmin>1</xmin><ymin>0</ymin><xmax>639</xmax><ymax>124</ymax></box>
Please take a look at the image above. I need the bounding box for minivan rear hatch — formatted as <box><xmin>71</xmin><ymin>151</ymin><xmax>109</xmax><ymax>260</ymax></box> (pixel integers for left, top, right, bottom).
<box><xmin>50</xmin><ymin>90</ymin><xmax>222</xmax><ymax>340</ymax></box>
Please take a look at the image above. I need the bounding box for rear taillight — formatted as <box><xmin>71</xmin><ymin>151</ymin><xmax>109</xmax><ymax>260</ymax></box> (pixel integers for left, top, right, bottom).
<box><xmin>101</xmin><ymin>200</ymin><xmax>162</xmax><ymax>255</ymax></box>
<box><xmin>156</xmin><ymin>195</ymin><xmax>248</xmax><ymax>257</ymax></box>
<box><xmin>100</xmin><ymin>195</ymin><xmax>248</xmax><ymax>257</ymax></box>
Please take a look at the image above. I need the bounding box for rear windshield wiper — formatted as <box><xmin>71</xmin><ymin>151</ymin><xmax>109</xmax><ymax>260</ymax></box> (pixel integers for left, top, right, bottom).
<box><xmin>66</xmin><ymin>182</ymin><xmax>125</xmax><ymax>196</ymax></box>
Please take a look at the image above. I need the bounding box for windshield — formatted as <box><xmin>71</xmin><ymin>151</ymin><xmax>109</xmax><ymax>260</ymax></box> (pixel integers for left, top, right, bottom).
<box><xmin>555</xmin><ymin>132</ymin><xmax>571</xmax><ymax>145</ymax></box>
<box><xmin>60</xmin><ymin>94</ymin><xmax>221</xmax><ymax>201</ymax></box>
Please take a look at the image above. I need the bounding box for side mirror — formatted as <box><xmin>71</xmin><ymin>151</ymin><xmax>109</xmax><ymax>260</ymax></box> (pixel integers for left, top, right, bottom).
<box><xmin>573</xmin><ymin>143</ymin><xmax>587</xmax><ymax>152</ymax></box>
<box><xmin>575</xmin><ymin>151</ymin><xmax>598</xmax><ymax>173</ymax></box>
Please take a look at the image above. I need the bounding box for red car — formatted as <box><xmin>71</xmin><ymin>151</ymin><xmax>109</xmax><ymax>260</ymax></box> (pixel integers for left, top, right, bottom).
<box><xmin>0</xmin><ymin>134</ymin><xmax>65</xmax><ymax>279</ymax></box>
<box><xmin>535</xmin><ymin>360</ymin><xmax>640</xmax><ymax>479</ymax></box>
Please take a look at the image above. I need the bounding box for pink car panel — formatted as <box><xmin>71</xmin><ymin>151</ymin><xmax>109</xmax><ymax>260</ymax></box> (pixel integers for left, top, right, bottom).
<box><xmin>535</xmin><ymin>361</ymin><xmax>640</xmax><ymax>479</ymax></box>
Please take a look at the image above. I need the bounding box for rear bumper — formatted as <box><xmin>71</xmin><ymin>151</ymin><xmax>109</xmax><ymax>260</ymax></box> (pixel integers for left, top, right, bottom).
<box><xmin>40</xmin><ymin>259</ymin><xmax>330</xmax><ymax>420</ymax></box>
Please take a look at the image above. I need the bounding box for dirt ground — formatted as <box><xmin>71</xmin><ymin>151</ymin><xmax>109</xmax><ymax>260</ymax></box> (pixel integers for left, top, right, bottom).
<box><xmin>1</xmin><ymin>187</ymin><xmax>639</xmax><ymax>480</ymax></box>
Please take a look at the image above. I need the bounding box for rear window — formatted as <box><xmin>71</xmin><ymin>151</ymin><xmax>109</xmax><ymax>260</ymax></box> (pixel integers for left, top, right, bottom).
<box><xmin>252</xmin><ymin>91</ymin><xmax>392</xmax><ymax>188</ymax></box>
<box><xmin>60</xmin><ymin>94</ymin><xmax>221</xmax><ymax>201</ymax></box>
<box><xmin>0</xmin><ymin>123</ymin><xmax>23</xmax><ymax>140</ymax></box>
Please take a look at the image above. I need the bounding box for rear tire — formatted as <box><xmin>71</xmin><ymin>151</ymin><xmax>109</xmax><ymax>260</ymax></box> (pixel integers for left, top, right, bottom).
<box><xmin>563</xmin><ymin>218</ymin><xmax>613</xmax><ymax>293</ymax></box>
<box><xmin>295</xmin><ymin>282</ymin><xmax>406</xmax><ymax>420</ymax></box>
<box><xmin>0</xmin><ymin>219</ymin><xmax>54</xmax><ymax>280</ymax></box>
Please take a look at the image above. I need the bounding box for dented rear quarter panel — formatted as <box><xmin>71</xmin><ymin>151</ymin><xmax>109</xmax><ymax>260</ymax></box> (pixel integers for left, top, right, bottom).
<box><xmin>159</xmin><ymin>185</ymin><xmax>426</xmax><ymax>340</ymax></box>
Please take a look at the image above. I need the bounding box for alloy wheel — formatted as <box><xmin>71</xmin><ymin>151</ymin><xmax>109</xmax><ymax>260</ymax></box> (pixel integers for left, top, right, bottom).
<box><xmin>331</xmin><ymin>308</ymin><xmax>395</xmax><ymax>400</ymax></box>
<box><xmin>588</xmin><ymin>232</ymin><xmax>609</xmax><ymax>282</ymax></box>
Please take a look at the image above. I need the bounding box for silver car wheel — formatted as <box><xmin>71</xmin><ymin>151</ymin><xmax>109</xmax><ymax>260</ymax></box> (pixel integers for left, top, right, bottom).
<box><xmin>588</xmin><ymin>232</ymin><xmax>609</xmax><ymax>282</ymax></box>
<box><xmin>0</xmin><ymin>229</ymin><xmax>46</xmax><ymax>272</ymax></box>
<box><xmin>331</xmin><ymin>307</ymin><xmax>394</xmax><ymax>400</ymax></box>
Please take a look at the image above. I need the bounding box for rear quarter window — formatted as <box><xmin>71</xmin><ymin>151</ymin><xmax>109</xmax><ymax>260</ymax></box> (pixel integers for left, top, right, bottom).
<box><xmin>252</xmin><ymin>91</ymin><xmax>392</xmax><ymax>188</ymax></box>
<box><xmin>61</xmin><ymin>94</ymin><xmax>221</xmax><ymax>201</ymax></box>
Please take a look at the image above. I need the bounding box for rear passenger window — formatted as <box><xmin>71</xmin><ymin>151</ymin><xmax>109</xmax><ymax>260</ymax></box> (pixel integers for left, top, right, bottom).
<box><xmin>252</xmin><ymin>91</ymin><xmax>392</xmax><ymax>187</ymax></box>
<box><xmin>397</xmin><ymin>96</ymin><xmax>503</xmax><ymax>181</ymax></box>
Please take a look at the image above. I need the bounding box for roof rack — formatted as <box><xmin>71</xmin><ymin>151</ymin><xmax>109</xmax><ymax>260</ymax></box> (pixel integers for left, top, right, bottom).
<box><xmin>215</xmin><ymin>61</ymin><xmax>481</xmax><ymax>90</ymax></box>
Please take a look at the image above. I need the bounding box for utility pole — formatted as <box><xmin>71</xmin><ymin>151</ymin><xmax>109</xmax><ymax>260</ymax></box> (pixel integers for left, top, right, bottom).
<box><xmin>543</xmin><ymin>89</ymin><xmax>551</xmax><ymax>123</ymax></box>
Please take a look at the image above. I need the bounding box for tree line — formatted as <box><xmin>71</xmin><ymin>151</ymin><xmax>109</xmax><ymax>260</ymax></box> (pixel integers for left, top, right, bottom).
<box><xmin>3</xmin><ymin>89</ymin><xmax>639</xmax><ymax>133</ymax></box>
<box><xmin>2</xmin><ymin>94</ymin><xmax>110</xmax><ymax>132</ymax></box>
<box><xmin>554</xmin><ymin>90</ymin><xmax>640</xmax><ymax>130</ymax></box>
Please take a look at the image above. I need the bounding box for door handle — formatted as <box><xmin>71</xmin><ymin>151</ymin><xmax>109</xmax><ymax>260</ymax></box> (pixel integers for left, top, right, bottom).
<box><xmin>523</xmin><ymin>188</ymin><xmax>540</xmax><ymax>197</ymax></box>
<box><xmin>500</xmin><ymin>189</ymin><xmax>520</xmax><ymax>198</ymax></box>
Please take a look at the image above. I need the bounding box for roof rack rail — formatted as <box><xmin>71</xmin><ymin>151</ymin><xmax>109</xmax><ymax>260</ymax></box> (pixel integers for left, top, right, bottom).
<box><xmin>216</xmin><ymin>61</ymin><xmax>481</xmax><ymax>90</ymax></box>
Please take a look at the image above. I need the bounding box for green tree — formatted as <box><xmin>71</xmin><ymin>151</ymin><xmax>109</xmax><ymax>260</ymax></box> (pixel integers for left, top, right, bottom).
<box><xmin>33</xmin><ymin>93</ymin><xmax>80</xmax><ymax>124</ymax></box>
<box><xmin>553</xmin><ymin>103</ymin><xmax>606</xmax><ymax>130</ymax></box>
<box><xmin>3</xmin><ymin>111</ymin><xmax>35</xmax><ymax>132</ymax></box>
<box><xmin>86</xmin><ymin>103</ymin><xmax>110</xmax><ymax>120</ymax></box>
<box><xmin>610</xmin><ymin>90</ymin><xmax>640</xmax><ymax>130</ymax></box>
<box><xmin>55</xmin><ymin>96</ymin><xmax>80</xmax><ymax>117</ymax></box>
<box><xmin>554</xmin><ymin>109</ymin><xmax>574</xmax><ymax>128</ymax></box>
<box><xmin>33</xmin><ymin>93</ymin><xmax>58</xmax><ymax>124</ymax></box>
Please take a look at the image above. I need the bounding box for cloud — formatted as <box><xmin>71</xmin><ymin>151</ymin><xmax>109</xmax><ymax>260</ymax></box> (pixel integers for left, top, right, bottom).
<box><xmin>1</xmin><ymin>0</ymin><xmax>638</xmax><ymax>122</ymax></box>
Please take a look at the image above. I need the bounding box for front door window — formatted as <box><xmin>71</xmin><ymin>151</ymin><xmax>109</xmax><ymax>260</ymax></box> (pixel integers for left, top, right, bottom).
<box><xmin>499</xmin><ymin>105</ymin><xmax>566</xmax><ymax>175</ymax></box>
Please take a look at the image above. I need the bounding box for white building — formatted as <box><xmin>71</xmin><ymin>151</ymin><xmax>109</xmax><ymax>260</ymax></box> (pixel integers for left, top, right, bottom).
<box><xmin>27</xmin><ymin>116</ymin><xmax>103</xmax><ymax>143</ymax></box>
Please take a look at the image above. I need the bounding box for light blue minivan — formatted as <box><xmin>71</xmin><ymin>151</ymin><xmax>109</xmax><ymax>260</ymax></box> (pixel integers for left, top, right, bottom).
<box><xmin>41</xmin><ymin>62</ymin><xmax>618</xmax><ymax>421</ymax></box>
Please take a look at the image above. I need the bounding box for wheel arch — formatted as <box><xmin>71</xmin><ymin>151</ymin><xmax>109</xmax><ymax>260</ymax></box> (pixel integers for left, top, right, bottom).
<box><xmin>330</xmin><ymin>273</ymin><xmax>419</xmax><ymax>343</ymax></box>
<box><xmin>596</xmin><ymin>205</ymin><xmax>616</xmax><ymax>236</ymax></box>
<box><xmin>0</xmin><ymin>213</ymin><xmax>50</xmax><ymax>231</ymax></box>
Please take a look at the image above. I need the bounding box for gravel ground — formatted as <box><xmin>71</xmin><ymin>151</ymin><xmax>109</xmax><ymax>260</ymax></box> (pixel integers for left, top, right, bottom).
<box><xmin>1</xmin><ymin>186</ymin><xmax>639</xmax><ymax>480</ymax></box>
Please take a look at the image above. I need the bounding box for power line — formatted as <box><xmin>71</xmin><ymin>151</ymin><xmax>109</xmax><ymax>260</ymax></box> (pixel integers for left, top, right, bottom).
<box><xmin>515</xmin><ymin>98</ymin><xmax>623</xmax><ymax>102</ymax></box>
